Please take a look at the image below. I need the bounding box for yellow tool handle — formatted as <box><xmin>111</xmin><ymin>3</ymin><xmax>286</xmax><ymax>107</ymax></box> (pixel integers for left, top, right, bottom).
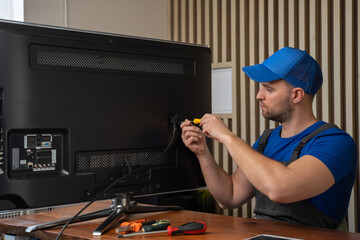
<box><xmin>192</xmin><ymin>118</ymin><xmax>201</xmax><ymax>124</ymax></box>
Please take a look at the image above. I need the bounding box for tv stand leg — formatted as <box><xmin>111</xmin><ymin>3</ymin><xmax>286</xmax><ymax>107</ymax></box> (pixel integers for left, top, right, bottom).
<box><xmin>92</xmin><ymin>193</ymin><xmax>131</xmax><ymax>236</ymax></box>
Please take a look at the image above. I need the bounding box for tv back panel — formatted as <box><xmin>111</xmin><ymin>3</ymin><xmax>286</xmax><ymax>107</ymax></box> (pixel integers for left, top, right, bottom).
<box><xmin>0</xmin><ymin>20</ymin><xmax>211</xmax><ymax>210</ymax></box>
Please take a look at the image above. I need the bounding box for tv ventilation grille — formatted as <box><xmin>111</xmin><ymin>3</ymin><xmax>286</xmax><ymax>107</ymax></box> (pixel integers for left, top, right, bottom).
<box><xmin>30</xmin><ymin>45</ymin><xmax>194</xmax><ymax>77</ymax></box>
<box><xmin>76</xmin><ymin>150</ymin><xmax>172</xmax><ymax>172</ymax></box>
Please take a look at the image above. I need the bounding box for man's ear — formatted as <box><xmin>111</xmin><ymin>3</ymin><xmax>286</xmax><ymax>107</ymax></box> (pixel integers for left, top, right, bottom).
<box><xmin>292</xmin><ymin>88</ymin><xmax>305</xmax><ymax>104</ymax></box>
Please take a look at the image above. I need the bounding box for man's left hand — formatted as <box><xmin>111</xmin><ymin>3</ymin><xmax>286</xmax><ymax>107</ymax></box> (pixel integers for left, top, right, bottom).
<box><xmin>200</xmin><ymin>113</ymin><xmax>234</xmax><ymax>143</ymax></box>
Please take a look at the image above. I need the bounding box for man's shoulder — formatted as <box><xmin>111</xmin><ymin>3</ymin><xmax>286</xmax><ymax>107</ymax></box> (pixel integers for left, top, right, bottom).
<box><xmin>302</xmin><ymin>121</ymin><xmax>353</xmax><ymax>143</ymax></box>
<box><xmin>305</xmin><ymin>122</ymin><xmax>357</xmax><ymax>159</ymax></box>
<box><xmin>314</xmin><ymin>122</ymin><xmax>355</xmax><ymax>142</ymax></box>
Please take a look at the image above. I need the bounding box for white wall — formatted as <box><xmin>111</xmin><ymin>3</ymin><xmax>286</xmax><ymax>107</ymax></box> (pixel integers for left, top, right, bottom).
<box><xmin>24</xmin><ymin>0</ymin><xmax>167</xmax><ymax>40</ymax></box>
<box><xmin>0</xmin><ymin>0</ymin><xmax>24</xmax><ymax>21</ymax></box>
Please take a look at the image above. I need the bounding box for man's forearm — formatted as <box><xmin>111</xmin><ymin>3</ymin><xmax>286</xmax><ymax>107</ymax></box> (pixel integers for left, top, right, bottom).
<box><xmin>222</xmin><ymin>133</ymin><xmax>289</xmax><ymax>201</ymax></box>
<box><xmin>196</xmin><ymin>149</ymin><xmax>234</xmax><ymax>207</ymax></box>
<box><xmin>196</xmin><ymin>148</ymin><xmax>254</xmax><ymax>208</ymax></box>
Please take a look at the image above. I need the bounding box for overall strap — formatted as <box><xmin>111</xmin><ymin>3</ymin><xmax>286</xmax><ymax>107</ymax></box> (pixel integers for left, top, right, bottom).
<box><xmin>257</xmin><ymin>129</ymin><xmax>274</xmax><ymax>154</ymax></box>
<box><xmin>290</xmin><ymin>123</ymin><xmax>339</xmax><ymax>162</ymax></box>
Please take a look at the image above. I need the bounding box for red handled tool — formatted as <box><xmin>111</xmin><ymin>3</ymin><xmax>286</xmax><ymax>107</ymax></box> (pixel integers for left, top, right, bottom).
<box><xmin>117</xmin><ymin>221</ymin><xmax>206</xmax><ymax>238</ymax></box>
<box><xmin>166</xmin><ymin>221</ymin><xmax>206</xmax><ymax>235</ymax></box>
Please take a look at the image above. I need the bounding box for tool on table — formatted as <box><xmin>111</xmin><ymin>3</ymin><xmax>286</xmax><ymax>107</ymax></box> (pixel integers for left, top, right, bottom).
<box><xmin>115</xmin><ymin>219</ymin><xmax>155</xmax><ymax>233</ymax></box>
<box><xmin>141</xmin><ymin>219</ymin><xmax>171</xmax><ymax>232</ymax></box>
<box><xmin>117</xmin><ymin>221</ymin><xmax>206</xmax><ymax>238</ymax></box>
<box><xmin>116</xmin><ymin>219</ymin><xmax>170</xmax><ymax>237</ymax></box>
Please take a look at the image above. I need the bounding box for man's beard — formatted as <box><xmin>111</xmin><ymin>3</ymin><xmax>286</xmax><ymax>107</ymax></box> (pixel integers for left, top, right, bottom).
<box><xmin>261</xmin><ymin>96</ymin><xmax>293</xmax><ymax>123</ymax></box>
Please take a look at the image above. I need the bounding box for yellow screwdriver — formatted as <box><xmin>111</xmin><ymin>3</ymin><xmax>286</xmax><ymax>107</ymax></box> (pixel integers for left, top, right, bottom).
<box><xmin>191</xmin><ymin>118</ymin><xmax>201</xmax><ymax>124</ymax></box>
<box><xmin>179</xmin><ymin>118</ymin><xmax>201</xmax><ymax>125</ymax></box>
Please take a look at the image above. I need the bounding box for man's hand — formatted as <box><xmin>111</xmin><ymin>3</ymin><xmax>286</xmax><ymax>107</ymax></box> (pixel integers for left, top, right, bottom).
<box><xmin>180</xmin><ymin>119</ymin><xmax>208</xmax><ymax>156</ymax></box>
<box><xmin>181</xmin><ymin>116</ymin><xmax>256</xmax><ymax>208</ymax></box>
<box><xmin>200</xmin><ymin>114</ymin><xmax>234</xmax><ymax>143</ymax></box>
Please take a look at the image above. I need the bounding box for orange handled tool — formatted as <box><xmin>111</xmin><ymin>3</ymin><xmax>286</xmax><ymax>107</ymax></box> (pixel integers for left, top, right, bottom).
<box><xmin>115</xmin><ymin>219</ymin><xmax>155</xmax><ymax>233</ymax></box>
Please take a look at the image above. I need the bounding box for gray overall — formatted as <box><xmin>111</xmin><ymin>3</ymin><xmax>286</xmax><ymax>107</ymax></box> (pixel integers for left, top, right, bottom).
<box><xmin>254</xmin><ymin>123</ymin><xmax>340</xmax><ymax>229</ymax></box>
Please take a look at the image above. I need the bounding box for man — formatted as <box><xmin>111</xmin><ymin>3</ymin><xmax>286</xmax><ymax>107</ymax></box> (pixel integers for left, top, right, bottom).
<box><xmin>180</xmin><ymin>47</ymin><xmax>357</xmax><ymax>229</ymax></box>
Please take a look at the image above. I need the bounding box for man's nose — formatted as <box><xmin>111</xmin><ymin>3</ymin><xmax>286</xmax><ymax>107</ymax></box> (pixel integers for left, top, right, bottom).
<box><xmin>256</xmin><ymin>88</ymin><xmax>264</xmax><ymax>100</ymax></box>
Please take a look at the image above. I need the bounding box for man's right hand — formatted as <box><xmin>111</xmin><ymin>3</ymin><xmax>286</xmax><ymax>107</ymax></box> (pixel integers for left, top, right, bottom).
<box><xmin>180</xmin><ymin>119</ymin><xmax>208</xmax><ymax>156</ymax></box>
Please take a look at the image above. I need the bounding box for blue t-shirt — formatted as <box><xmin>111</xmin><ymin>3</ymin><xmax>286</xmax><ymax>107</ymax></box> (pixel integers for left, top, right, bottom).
<box><xmin>252</xmin><ymin>121</ymin><xmax>358</xmax><ymax>222</ymax></box>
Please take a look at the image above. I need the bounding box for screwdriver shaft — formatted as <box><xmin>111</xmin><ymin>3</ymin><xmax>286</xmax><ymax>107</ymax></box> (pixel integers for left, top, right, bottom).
<box><xmin>117</xmin><ymin>229</ymin><xmax>167</xmax><ymax>238</ymax></box>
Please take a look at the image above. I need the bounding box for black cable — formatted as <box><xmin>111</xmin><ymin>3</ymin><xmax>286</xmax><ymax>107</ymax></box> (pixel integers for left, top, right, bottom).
<box><xmin>55</xmin><ymin>127</ymin><xmax>177</xmax><ymax>240</ymax></box>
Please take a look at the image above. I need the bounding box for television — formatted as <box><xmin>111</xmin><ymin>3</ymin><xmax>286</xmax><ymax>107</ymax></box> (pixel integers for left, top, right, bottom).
<box><xmin>0</xmin><ymin>20</ymin><xmax>211</xmax><ymax>211</ymax></box>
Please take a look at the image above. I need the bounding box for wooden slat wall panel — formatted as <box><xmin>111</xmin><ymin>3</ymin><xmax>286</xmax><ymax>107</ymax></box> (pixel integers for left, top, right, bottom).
<box><xmin>321</xmin><ymin>0</ymin><xmax>331</xmax><ymax>123</ymax></box>
<box><xmin>259</xmin><ymin>0</ymin><xmax>267</xmax><ymax>135</ymax></box>
<box><xmin>167</xmin><ymin>0</ymin><xmax>360</xmax><ymax>232</ymax></box>
<box><xmin>357</xmin><ymin>0</ymin><xmax>360</xmax><ymax>233</ymax></box>
<box><xmin>230</xmin><ymin>0</ymin><xmax>239</xmax><ymax>218</ymax></box>
<box><xmin>344</xmin><ymin>0</ymin><xmax>357</xmax><ymax>232</ymax></box>
<box><xmin>188</xmin><ymin>0</ymin><xmax>195</xmax><ymax>43</ymax></box>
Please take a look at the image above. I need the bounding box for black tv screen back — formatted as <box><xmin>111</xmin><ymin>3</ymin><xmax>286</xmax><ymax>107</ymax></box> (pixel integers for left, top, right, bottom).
<box><xmin>0</xmin><ymin>20</ymin><xmax>211</xmax><ymax>210</ymax></box>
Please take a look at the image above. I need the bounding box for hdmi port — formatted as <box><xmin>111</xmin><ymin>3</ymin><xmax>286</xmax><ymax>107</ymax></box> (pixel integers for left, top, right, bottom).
<box><xmin>41</xmin><ymin>135</ymin><xmax>51</xmax><ymax>142</ymax></box>
<box><xmin>37</xmin><ymin>150</ymin><xmax>52</xmax><ymax>159</ymax></box>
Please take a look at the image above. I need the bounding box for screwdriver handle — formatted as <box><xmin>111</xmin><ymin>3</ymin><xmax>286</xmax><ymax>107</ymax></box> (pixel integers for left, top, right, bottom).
<box><xmin>141</xmin><ymin>219</ymin><xmax>170</xmax><ymax>232</ymax></box>
<box><xmin>120</xmin><ymin>219</ymin><xmax>145</xmax><ymax>227</ymax></box>
<box><xmin>167</xmin><ymin>221</ymin><xmax>207</xmax><ymax>235</ymax></box>
<box><xmin>129</xmin><ymin>220</ymin><xmax>154</xmax><ymax>232</ymax></box>
<box><xmin>141</xmin><ymin>220</ymin><xmax>156</xmax><ymax>227</ymax></box>
<box><xmin>192</xmin><ymin>118</ymin><xmax>201</xmax><ymax>124</ymax></box>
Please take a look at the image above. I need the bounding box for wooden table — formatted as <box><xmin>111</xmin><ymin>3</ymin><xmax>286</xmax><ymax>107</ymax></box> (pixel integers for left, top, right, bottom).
<box><xmin>1</xmin><ymin>200</ymin><xmax>360</xmax><ymax>240</ymax></box>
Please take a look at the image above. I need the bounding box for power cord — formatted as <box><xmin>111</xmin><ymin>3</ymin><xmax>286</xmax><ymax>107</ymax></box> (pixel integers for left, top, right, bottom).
<box><xmin>55</xmin><ymin>122</ymin><xmax>178</xmax><ymax>240</ymax></box>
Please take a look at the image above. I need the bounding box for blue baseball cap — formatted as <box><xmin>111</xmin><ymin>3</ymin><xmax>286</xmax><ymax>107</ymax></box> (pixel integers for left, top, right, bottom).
<box><xmin>242</xmin><ymin>47</ymin><xmax>323</xmax><ymax>95</ymax></box>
